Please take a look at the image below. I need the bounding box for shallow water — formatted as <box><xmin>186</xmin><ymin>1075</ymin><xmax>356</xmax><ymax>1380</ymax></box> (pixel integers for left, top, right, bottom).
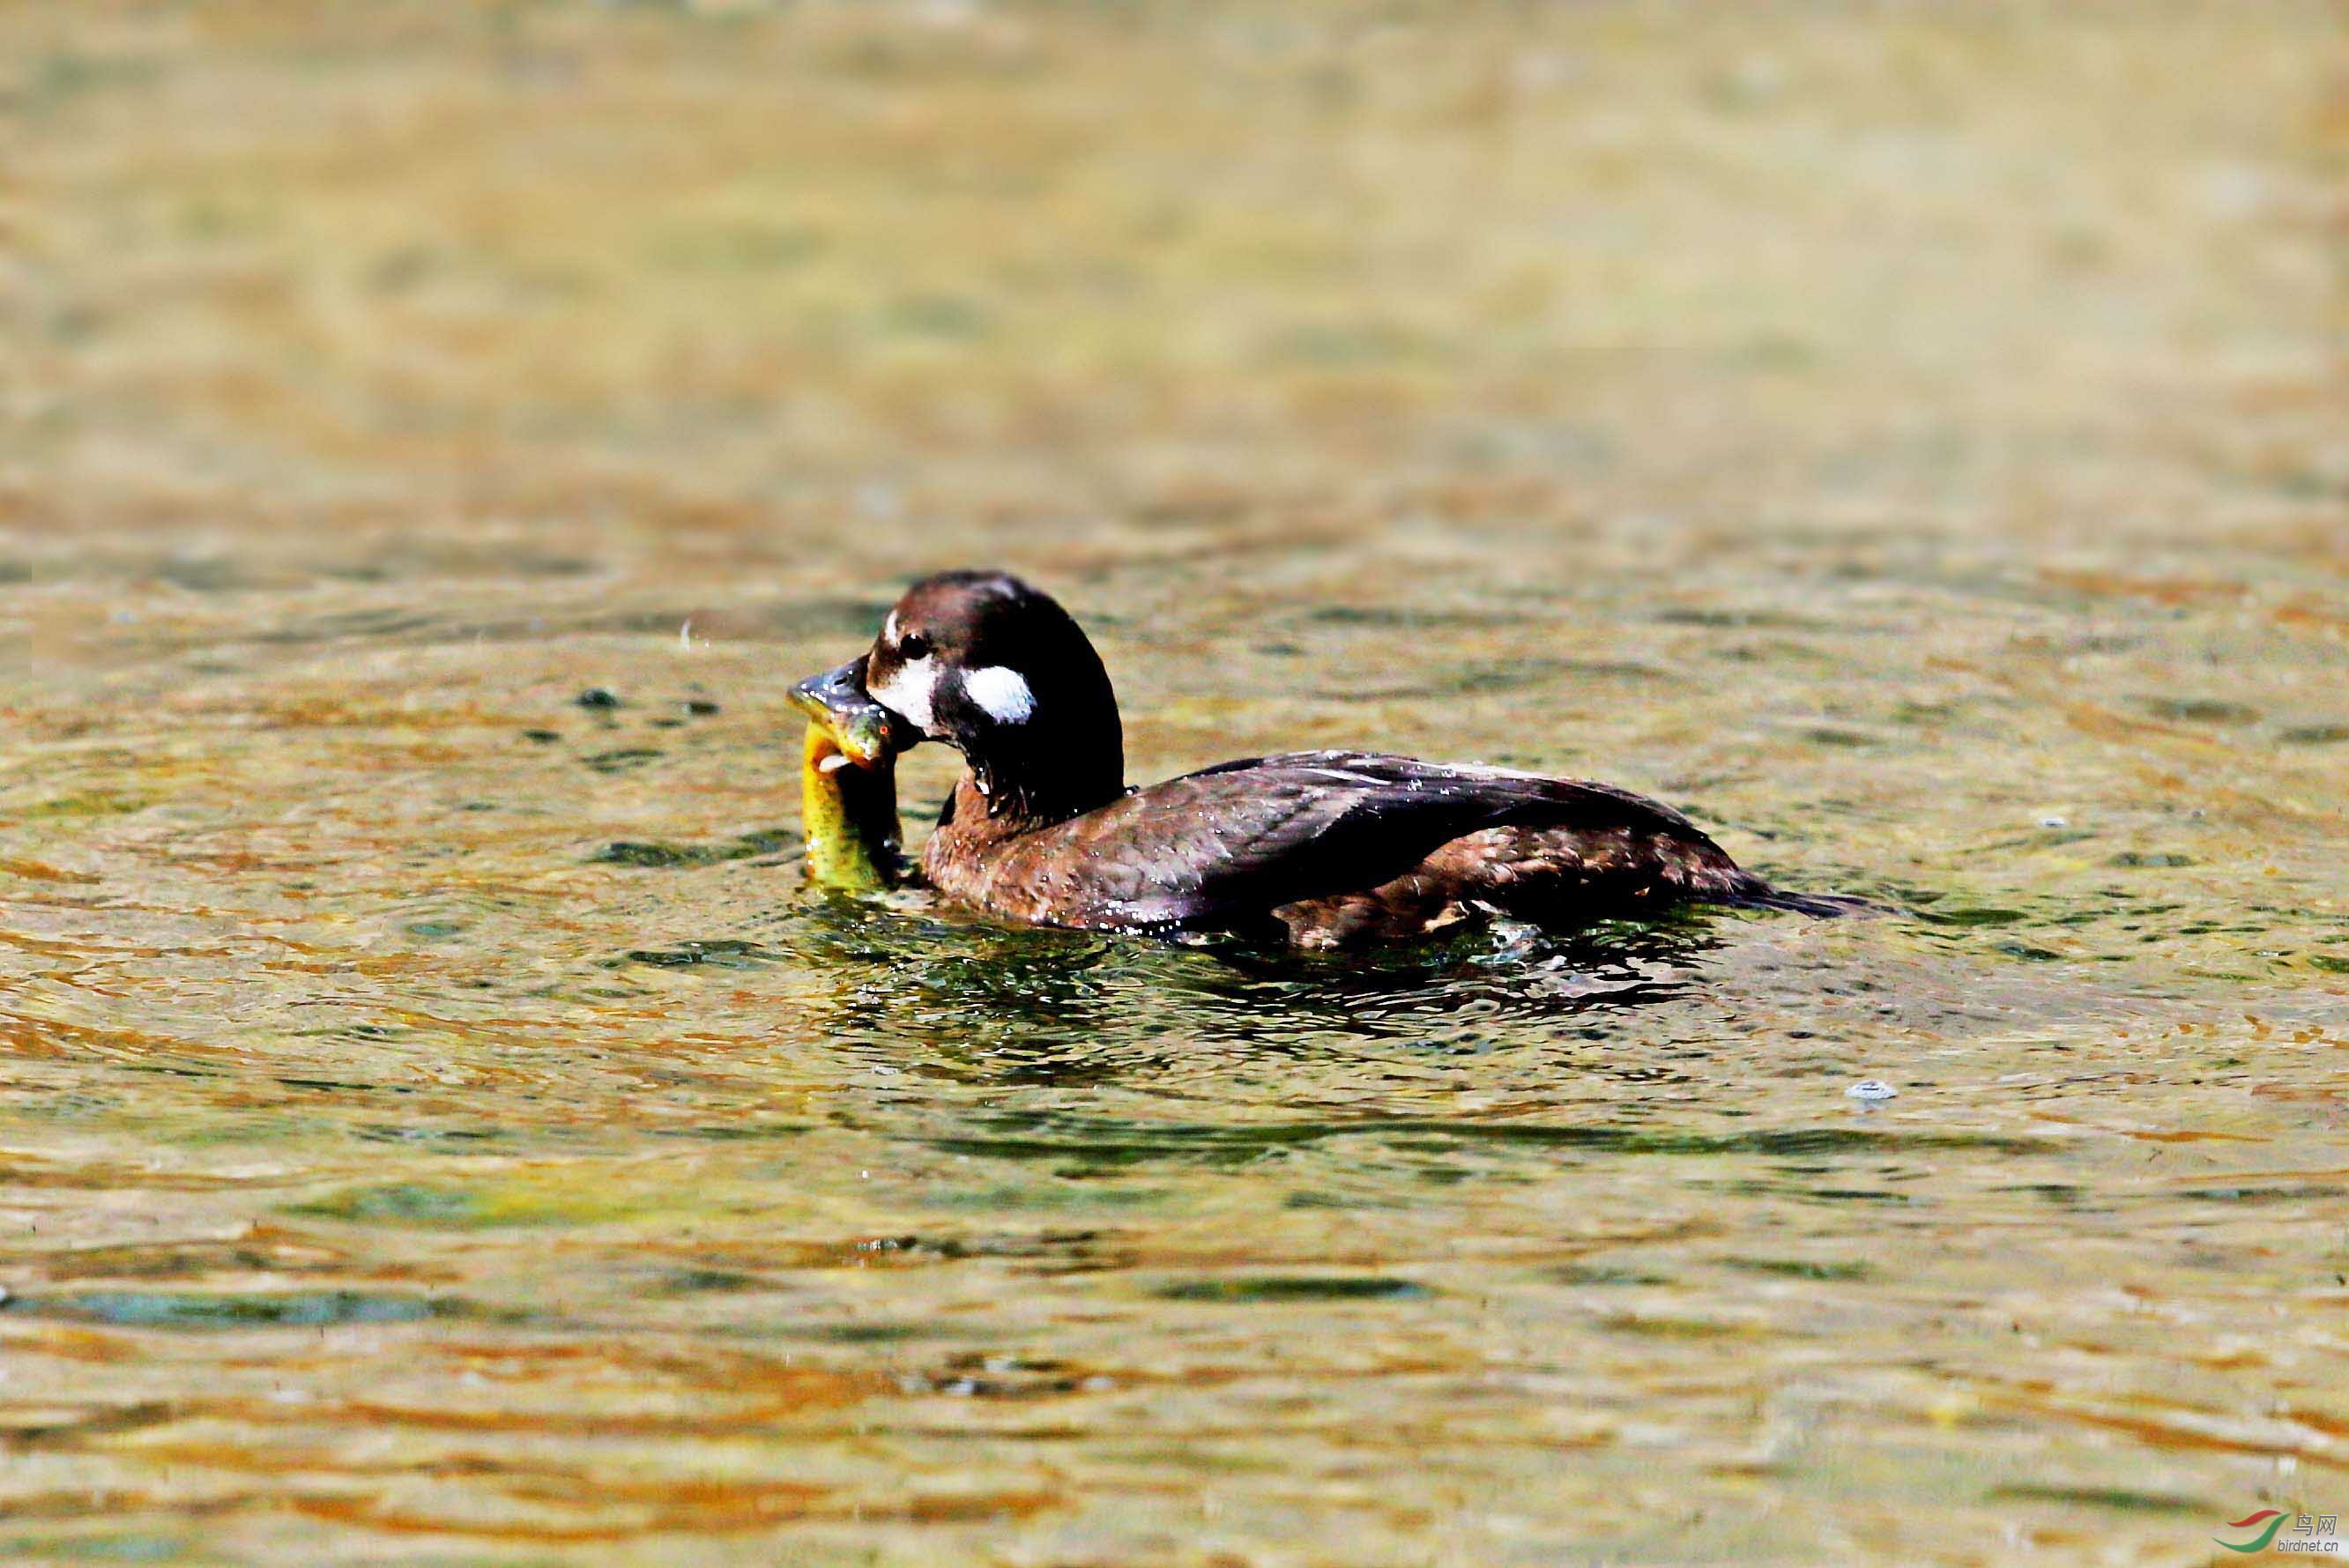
<box><xmin>4</xmin><ymin>4</ymin><xmax>2347</xmax><ymax>1565</ymax></box>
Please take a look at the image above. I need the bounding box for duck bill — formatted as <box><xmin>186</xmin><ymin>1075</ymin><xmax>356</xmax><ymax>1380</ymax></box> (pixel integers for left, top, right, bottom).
<box><xmin>788</xmin><ymin>658</ymin><xmax>901</xmax><ymax>770</ymax></box>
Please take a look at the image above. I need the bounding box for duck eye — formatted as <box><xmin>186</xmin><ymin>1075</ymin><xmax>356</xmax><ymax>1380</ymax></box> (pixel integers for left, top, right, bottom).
<box><xmin>896</xmin><ymin>630</ymin><xmax>931</xmax><ymax>661</ymax></box>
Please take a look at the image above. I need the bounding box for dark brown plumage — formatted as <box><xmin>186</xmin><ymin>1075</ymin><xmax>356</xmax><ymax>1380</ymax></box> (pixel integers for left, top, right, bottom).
<box><xmin>827</xmin><ymin>570</ymin><xmax>1847</xmax><ymax>948</ymax></box>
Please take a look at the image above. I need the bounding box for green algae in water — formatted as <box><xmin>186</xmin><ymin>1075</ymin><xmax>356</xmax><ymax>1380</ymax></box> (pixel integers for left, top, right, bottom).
<box><xmin>657</xmin><ymin>1268</ymin><xmax>769</xmax><ymax>1293</ymax></box>
<box><xmin>1722</xmin><ymin>1257</ymin><xmax>1875</xmax><ymax>1281</ymax></box>
<box><xmin>1154</xmin><ymin>1276</ymin><xmax>1431</xmax><ymax>1303</ymax></box>
<box><xmin>2136</xmin><ymin>696</ymin><xmax>2261</xmax><ymax>725</ymax></box>
<box><xmin>1986</xmin><ymin>1484</ymin><xmax>2211</xmax><ymax>1513</ymax></box>
<box><xmin>289</xmin><ymin>1181</ymin><xmax>644</xmax><ymax>1229</ymax></box>
<box><xmin>7</xmin><ymin>1289</ymin><xmax>471</xmax><ymax>1329</ymax></box>
<box><xmin>1550</xmin><ymin>1265</ymin><xmax>1676</xmax><ymax>1287</ymax></box>
<box><xmin>592</xmin><ymin>828</ymin><xmax>796</xmax><ymax>868</ymax></box>
<box><xmin>4</xmin><ymin>1534</ymin><xmax>193</xmax><ymax>1562</ymax></box>
<box><xmin>580</xmin><ymin>747</ymin><xmax>662</xmax><ymax>773</ymax></box>
<box><xmin>1602</xmin><ymin>1313</ymin><xmax>1754</xmax><ymax>1339</ymax></box>
<box><xmin>618</xmin><ymin>939</ymin><xmax>779</xmax><ymax>969</ymax></box>
<box><xmin>929</xmin><ymin>1113</ymin><xmax>2044</xmax><ymax>1170</ymax></box>
<box><xmin>1916</xmin><ymin>906</ymin><xmax>2029</xmax><ymax>927</ymax></box>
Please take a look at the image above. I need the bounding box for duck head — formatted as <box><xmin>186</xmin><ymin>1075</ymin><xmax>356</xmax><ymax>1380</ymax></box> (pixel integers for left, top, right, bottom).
<box><xmin>855</xmin><ymin>569</ymin><xmax>1125</xmax><ymax>822</ymax></box>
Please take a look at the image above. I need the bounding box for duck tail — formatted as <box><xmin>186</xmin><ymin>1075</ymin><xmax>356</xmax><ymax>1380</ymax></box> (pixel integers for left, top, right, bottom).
<box><xmin>1722</xmin><ymin>874</ymin><xmax>1884</xmax><ymax>919</ymax></box>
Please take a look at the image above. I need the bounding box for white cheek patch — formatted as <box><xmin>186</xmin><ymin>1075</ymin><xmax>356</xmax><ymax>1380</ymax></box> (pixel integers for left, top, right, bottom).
<box><xmin>962</xmin><ymin>665</ymin><xmax>1037</xmax><ymax>725</ymax></box>
<box><xmin>868</xmin><ymin>656</ymin><xmax>938</xmax><ymax>732</ymax></box>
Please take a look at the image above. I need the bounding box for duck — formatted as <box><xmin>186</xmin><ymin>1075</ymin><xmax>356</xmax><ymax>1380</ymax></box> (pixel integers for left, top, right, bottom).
<box><xmin>793</xmin><ymin>570</ymin><xmax>1852</xmax><ymax>948</ymax></box>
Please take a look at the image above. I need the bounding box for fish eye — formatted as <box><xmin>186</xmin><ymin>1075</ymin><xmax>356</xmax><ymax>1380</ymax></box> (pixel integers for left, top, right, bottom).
<box><xmin>897</xmin><ymin>629</ymin><xmax>931</xmax><ymax>661</ymax></box>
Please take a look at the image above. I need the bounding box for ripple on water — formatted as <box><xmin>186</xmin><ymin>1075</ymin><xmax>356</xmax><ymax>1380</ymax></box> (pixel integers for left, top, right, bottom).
<box><xmin>6</xmin><ymin>41</ymin><xmax>2347</xmax><ymax>1552</ymax></box>
<box><xmin>4</xmin><ymin>1289</ymin><xmax>479</xmax><ymax>1330</ymax></box>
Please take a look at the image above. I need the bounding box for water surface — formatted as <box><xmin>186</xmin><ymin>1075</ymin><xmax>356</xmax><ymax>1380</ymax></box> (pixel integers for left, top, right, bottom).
<box><xmin>4</xmin><ymin>4</ymin><xmax>2345</xmax><ymax>1564</ymax></box>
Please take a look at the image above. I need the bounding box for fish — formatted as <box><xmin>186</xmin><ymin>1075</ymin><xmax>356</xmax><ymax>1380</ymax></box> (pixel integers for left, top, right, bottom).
<box><xmin>787</xmin><ymin>658</ymin><xmax>906</xmax><ymax>894</ymax></box>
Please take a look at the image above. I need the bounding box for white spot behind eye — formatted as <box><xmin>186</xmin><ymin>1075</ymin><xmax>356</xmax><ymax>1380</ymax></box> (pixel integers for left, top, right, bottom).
<box><xmin>868</xmin><ymin>656</ymin><xmax>938</xmax><ymax>732</ymax></box>
<box><xmin>962</xmin><ymin>665</ymin><xmax>1036</xmax><ymax>725</ymax></box>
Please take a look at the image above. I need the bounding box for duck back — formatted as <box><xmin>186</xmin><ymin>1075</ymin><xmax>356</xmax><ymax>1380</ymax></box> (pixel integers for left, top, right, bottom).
<box><xmin>921</xmin><ymin>749</ymin><xmax>1788</xmax><ymax>944</ymax></box>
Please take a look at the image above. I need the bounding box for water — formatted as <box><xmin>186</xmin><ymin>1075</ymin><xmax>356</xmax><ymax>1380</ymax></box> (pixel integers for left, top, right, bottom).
<box><xmin>4</xmin><ymin>4</ymin><xmax>2345</xmax><ymax>1564</ymax></box>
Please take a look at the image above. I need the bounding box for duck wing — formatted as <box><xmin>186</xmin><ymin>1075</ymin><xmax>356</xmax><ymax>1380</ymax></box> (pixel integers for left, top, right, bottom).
<box><xmin>1014</xmin><ymin>749</ymin><xmax>1743</xmax><ymax>930</ymax></box>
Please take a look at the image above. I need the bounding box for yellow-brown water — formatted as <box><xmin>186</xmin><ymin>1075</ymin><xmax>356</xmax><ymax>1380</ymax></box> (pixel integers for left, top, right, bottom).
<box><xmin>4</xmin><ymin>4</ymin><xmax>2345</xmax><ymax>1564</ymax></box>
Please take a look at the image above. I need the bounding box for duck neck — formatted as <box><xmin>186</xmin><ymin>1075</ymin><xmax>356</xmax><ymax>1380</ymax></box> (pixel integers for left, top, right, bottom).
<box><xmin>959</xmin><ymin>709</ymin><xmax>1125</xmax><ymax>830</ymax></box>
